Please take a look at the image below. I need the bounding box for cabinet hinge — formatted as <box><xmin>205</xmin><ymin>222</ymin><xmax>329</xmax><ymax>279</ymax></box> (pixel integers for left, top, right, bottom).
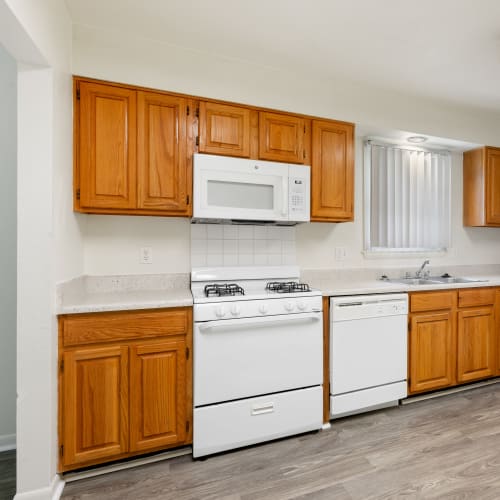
<box><xmin>76</xmin><ymin>87</ymin><xmax>80</xmax><ymax>100</ymax></box>
<box><xmin>187</xmin><ymin>105</ymin><xmax>190</xmax><ymax>116</ymax></box>
<box><xmin>60</xmin><ymin>359</ymin><xmax>64</xmax><ymax>372</ymax></box>
<box><xmin>195</xmin><ymin>136</ymin><xmax>200</xmax><ymax>146</ymax></box>
<box><xmin>60</xmin><ymin>444</ymin><xmax>64</xmax><ymax>457</ymax></box>
<box><xmin>303</xmin><ymin>150</ymin><xmax>306</xmax><ymax>159</ymax></box>
<box><xmin>186</xmin><ymin>421</ymin><xmax>190</xmax><ymax>433</ymax></box>
<box><xmin>186</xmin><ymin>195</ymin><xmax>190</xmax><ymax>205</ymax></box>
<box><xmin>195</xmin><ymin>108</ymin><xmax>200</xmax><ymax>118</ymax></box>
<box><xmin>76</xmin><ymin>188</ymin><xmax>80</xmax><ymax>201</ymax></box>
<box><xmin>304</xmin><ymin>125</ymin><xmax>306</xmax><ymax>133</ymax></box>
<box><xmin>186</xmin><ymin>347</ymin><xmax>190</xmax><ymax>359</ymax></box>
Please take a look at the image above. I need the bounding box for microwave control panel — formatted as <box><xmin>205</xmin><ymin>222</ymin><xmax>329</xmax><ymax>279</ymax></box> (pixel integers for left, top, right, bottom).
<box><xmin>288</xmin><ymin>166</ymin><xmax>310</xmax><ymax>221</ymax></box>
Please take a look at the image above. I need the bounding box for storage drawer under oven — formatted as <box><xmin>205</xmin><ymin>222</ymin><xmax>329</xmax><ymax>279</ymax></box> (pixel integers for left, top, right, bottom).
<box><xmin>194</xmin><ymin>312</ymin><xmax>323</xmax><ymax>407</ymax></box>
<box><xmin>193</xmin><ymin>386</ymin><xmax>323</xmax><ymax>457</ymax></box>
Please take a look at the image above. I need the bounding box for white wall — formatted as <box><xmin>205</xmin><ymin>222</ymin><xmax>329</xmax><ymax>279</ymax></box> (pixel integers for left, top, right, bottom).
<box><xmin>1</xmin><ymin>0</ymin><xmax>84</xmax><ymax>499</ymax></box>
<box><xmin>0</xmin><ymin>42</ymin><xmax>17</xmax><ymax>450</ymax></box>
<box><xmin>73</xmin><ymin>25</ymin><xmax>500</xmax><ymax>275</ymax></box>
<box><xmin>84</xmin><ymin>216</ymin><xmax>189</xmax><ymax>275</ymax></box>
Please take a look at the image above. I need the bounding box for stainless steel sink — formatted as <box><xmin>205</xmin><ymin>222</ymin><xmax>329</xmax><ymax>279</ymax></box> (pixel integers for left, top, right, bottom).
<box><xmin>384</xmin><ymin>276</ymin><xmax>488</xmax><ymax>286</ymax></box>
<box><xmin>427</xmin><ymin>276</ymin><xmax>488</xmax><ymax>284</ymax></box>
<box><xmin>386</xmin><ymin>278</ymin><xmax>443</xmax><ymax>286</ymax></box>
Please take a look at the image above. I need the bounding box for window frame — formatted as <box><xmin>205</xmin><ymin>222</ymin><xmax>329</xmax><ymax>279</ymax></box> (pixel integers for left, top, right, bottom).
<box><xmin>363</xmin><ymin>140</ymin><xmax>452</xmax><ymax>256</ymax></box>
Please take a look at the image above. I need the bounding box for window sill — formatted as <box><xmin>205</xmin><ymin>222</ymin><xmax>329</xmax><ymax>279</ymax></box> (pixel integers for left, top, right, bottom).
<box><xmin>363</xmin><ymin>249</ymin><xmax>448</xmax><ymax>259</ymax></box>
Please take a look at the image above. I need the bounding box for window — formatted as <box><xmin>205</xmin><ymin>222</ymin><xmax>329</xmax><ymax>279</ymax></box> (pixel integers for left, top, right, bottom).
<box><xmin>364</xmin><ymin>141</ymin><xmax>451</xmax><ymax>253</ymax></box>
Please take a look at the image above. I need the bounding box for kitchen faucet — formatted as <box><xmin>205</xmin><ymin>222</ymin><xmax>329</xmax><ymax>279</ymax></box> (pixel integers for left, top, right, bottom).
<box><xmin>415</xmin><ymin>259</ymin><xmax>430</xmax><ymax>278</ymax></box>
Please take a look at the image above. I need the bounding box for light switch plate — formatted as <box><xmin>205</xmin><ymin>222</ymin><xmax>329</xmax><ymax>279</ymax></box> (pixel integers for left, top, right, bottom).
<box><xmin>334</xmin><ymin>247</ymin><xmax>347</xmax><ymax>261</ymax></box>
<box><xmin>140</xmin><ymin>246</ymin><xmax>153</xmax><ymax>264</ymax></box>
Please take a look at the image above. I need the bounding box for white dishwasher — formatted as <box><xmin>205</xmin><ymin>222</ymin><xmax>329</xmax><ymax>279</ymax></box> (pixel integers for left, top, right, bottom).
<box><xmin>330</xmin><ymin>293</ymin><xmax>408</xmax><ymax>418</ymax></box>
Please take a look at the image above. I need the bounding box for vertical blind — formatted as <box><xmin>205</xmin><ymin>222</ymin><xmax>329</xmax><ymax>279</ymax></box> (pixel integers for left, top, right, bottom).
<box><xmin>365</xmin><ymin>142</ymin><xmax>451</xmax><ymax>252</ymax></box>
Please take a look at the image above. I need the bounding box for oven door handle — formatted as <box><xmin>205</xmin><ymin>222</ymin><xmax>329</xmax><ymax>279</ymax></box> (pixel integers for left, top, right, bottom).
<box><xmin>198</xmin><ymin>313</ymin><xmax>321</xmax><ymax>332</ymax></box>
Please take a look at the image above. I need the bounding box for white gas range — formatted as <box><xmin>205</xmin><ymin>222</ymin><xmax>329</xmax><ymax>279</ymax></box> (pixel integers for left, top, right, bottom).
<box><xmin>191</xmin><ymin>266</ymin><xmax>324</xmax><ymax>457</ymax></box>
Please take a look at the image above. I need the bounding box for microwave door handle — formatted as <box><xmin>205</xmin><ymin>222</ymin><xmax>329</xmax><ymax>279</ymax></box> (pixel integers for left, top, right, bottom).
<box><xmin>198</xmin><ymin>313</ymin><xmax>320</xmax><ymax>332</ymax></box>
<box><xmin>281</xmin><ymin>176</ymin><xmax>288</xmax><ymax>216</ymax></box>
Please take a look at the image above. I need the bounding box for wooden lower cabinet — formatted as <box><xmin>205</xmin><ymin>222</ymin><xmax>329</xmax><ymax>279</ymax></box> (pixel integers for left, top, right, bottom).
<box><xmin>457</xmin><ymin>307</ymin><xmax>495</xmax><ymax>383</ymax></box>
<box><xmin>62</xmin><ymin>345</ymin><xmax>129</xmax><ymax>466</ymax></box>
<box><xmin>409</xmin><ymin>288</ymin><xmax>499</xmax><ymax>396</ymax></box>
<box><xmin>129</xmin><ymin>339</ymin><xmax>187</xmax><ymax>452</ymax></box>
<box><xmin>409</xmin><ymin>311</ymin><xmax>455</xmax><ymax>394</ymax></box>
<box><xmin>59</xmin><ymin>307</ymin><xmax>192</xmax><ymax>472</ymax></box>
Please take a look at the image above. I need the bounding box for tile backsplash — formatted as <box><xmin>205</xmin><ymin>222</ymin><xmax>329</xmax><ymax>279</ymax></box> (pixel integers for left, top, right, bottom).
<box><xmin>191</xmin><ymin>224</ymin><xmax>296</xmax><ymax>267</ymax></box>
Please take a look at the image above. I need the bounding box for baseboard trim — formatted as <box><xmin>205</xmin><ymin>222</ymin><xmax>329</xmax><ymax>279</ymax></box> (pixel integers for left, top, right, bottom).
<box><xmin>63</xmin><ymin>446</ymin><xmax>192</xmax><ymax>483</ymax></box>
<box><xmin>0</xmin><ymin>433</ymin><xmax>16</xmax><ymax>452</ymax></box>
<box><xmin>14</xmin><ymin>474</ymin><xmax>65</xmax><ymax>500</ymax></box>
<box><xmin>402</xmin><ymin>378</ymin><xmax>500</xmax><ymax>405</ymax></box>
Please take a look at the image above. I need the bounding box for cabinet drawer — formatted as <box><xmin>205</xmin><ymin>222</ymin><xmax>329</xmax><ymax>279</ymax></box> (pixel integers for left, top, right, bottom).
<box><xmin>458</xmin><ymin>288</ymin><xmax>495</xmax><ymax>308</ymax></box>
<box><xmin>410</xmin><ymin>291</ymin><xmax>456</xmax><ymax>312</ymax></box>
<box><xmin>62</xmin><ymin>308</ymin><xmax>190</xmax><ymax>346</ymax></box>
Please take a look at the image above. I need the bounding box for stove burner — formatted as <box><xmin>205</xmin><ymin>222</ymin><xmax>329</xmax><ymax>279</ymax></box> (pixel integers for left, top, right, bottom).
<box><xmin>266</xmin><ymin>281</ymin><xmax>311</xmax><ymax>294</ymax></box>
<box><xmin>204</xmin><ymin>283</ymin><xmax>245</xmax><ymax>297</ymax></box>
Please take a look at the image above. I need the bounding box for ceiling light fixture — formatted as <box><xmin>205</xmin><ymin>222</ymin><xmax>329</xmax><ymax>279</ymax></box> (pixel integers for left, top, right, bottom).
<box><xmin>407</xmin><ymin>135</ymin><xmax>428</xmax><ymax>143</ymax></box>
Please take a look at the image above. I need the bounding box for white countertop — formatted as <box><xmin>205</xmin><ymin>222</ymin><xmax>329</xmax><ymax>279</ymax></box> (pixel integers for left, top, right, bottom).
<box><xmin>57</xmin><ymin>274</ymin><xmax>193</xmax><ymax>314</ymax></box>
<box><xmin>57</xmin><ymin>267</ymin><xmax>500</xmax><ymax>314</ymax></box>
<box><xmin>301</xmin><ymin>266</ymin><xmax>500</xmax><ymax>297</ymax></box>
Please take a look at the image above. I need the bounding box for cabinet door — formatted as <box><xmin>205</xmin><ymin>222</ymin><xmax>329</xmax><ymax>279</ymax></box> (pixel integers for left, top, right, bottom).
<box><xmin>78</xmin><ymin>82</ymin><xmax>137</xmax><ymax>209</ymax></box>
<box><xmin>137</xmin><ymin>92</ymin><xmax>190</xmax><ymax>214</ymax></box>
<box><xmin>497</xmin><ymin>290</ymin><xmax>500</xmax><ymax>375</ymax></box>
<box><xmin>129</xmin><ymin>339</ymin><xmax>187</xmax><ymax>452</ymax></box>
<box><xmin>259</xmin><ymin>111</ymin><xmax>306</xmax><ymax>163</ymax></box>
<box><xmin>409</xmin><ymin>311</ymin><xmax>455</xmax><ymax>394</ymax></box>
<box><xmin>311</xmin><ymin>120</ymin><xmax>354</xmax><ymax>222</ymax></box>
<box><xmin>62</xmin><ymin>346</ymin><xmax>129</xmax><ymax>467</ymax></box>
<box><xmin>486</xmin><ymin>148</ymin><xmax>500</xmax><ymax>224</ymax></box>
<box><xmin>199</xmin><ymin>101</ymin><xmax>251</xmax><ymax>158</ymax></box>
<box><xmin>457</xmin><ymin>307</ymin><xmax>495</xmax><ymax>383</ymax></box>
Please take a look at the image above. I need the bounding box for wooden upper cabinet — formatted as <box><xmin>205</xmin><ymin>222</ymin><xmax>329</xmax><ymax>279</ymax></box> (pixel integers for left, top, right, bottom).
<box><xmin>137</xmin><ymin>92</ymin><xmax>190</xmax><ymax>214</ymax></box>
<box><xmin>62</xmin><ymin>345</ymin><xmax>129</xmax><ymax>467</ymax></box>
<box><xmin>464</xmin><ymin>146</ymin><xmax>500</xmax><ymax>226</ymax></box>
<box><xmin>199</xmin><ymin>101</ymin><xmax>252</xmax><ymax>158</ymax></box>
<box><xmin>77</xmin><ymin>81</ymin><xmax>137</xmax><ymax>210</ymax></box>
<box><xmin>457</xmin><ymin>307</ymin><xmax>496</xmax><ymax>383</ymax></box>
<box><xmin>129</xmin><ymin>339</ymin><xmax>187</xmax><ymax>452</ymax></box>
<box><xmin>259</xmin><ymin>111</ymin><xmax>307</xmax><ymax>164</ymax></box>
<box><xmin>486</xmin><ymin>148</ymin><xmax>500</xmax><ymax>224</ymax></box>
<box><xmin>311</xmin><ymin>119</ymin><xmax>354</xmax><ymax>222</ymax></box>
<box><xmin>409</xmin><ymin>311</ymin><xmax>455</xmax><ymax>394</ymax></box>
<box><xmin>74</xmin><ymin>78</ymin><xmax>192</xmax><ymax>217</ymax></box>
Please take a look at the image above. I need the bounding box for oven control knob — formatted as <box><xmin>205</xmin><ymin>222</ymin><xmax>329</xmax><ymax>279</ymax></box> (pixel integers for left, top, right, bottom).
<box><xmin>230</xmin><ymin>305</ymin><xmax>241</xmax><ymax>316</ymax></box>
<box><xmin>215</xmin><ymin>306</ymin><xmax>226</xmax><ymax>318</ymax></box>
<box><xmin>297</xmin><ymin>301</ymin><xmax>306</xmax><ymax>311</ymax></box>
<box><xmin>258</xmin><ymin>304</ymin><xmax>269</xmax><ymax>314</ymax></box>
<box><xmin>285</xmin><ymin>301</ymin><xmax>294</xmax><ymax>312</ymax></box>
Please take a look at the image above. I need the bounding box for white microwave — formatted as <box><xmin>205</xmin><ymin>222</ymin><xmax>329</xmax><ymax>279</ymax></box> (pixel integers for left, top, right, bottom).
<box><xmin>192</xmin><ymin>153</ymin><xmax>310</xmax><ymax>224</ymax></box>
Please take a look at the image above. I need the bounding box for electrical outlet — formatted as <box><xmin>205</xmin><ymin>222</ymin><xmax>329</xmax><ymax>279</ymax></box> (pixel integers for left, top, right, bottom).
<box><xmin>140</xmin><ymin>247</ymin><xmax>153</xmax><ymax>264</ymax></box>
<box><xmin>334</xmin><ymin>247</ymin><xmax>347</xmax><ymax>261</ymax></box>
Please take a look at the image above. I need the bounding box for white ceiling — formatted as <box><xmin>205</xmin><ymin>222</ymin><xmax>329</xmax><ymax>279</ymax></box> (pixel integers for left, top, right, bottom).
<box><xmin>66</xmin><ymin>0</ymin><xmax>500</xmax><ymax>112</ymax></box>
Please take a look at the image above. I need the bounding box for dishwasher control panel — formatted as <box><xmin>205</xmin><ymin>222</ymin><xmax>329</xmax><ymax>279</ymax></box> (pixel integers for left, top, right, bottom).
<box><xmin>330</xmin><ymin>293</ymin><xmax>408</xmax><ymax>322</ymax></box>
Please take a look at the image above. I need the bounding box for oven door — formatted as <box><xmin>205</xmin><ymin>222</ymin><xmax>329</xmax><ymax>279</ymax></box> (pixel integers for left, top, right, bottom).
<box><xmin>193</xmin><ymin>153</ymin><xmax>289</xmax><ymax>222</ymax></box>
<box><xmin>194</xmin><ymin>312</ymin><xmax>323</xmax><ymax>406</ymax></box>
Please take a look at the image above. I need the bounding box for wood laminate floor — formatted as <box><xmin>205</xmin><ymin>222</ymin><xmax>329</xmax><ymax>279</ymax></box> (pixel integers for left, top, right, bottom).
<box><xmin>0</xmin><ymin>451</ymin><xmax>15</xmax><ymax>500</ymax></box>
<box><xmin>59</xmin><ymin>383</ymin><xmax>500</xmax><ymax>498</ymax></box>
